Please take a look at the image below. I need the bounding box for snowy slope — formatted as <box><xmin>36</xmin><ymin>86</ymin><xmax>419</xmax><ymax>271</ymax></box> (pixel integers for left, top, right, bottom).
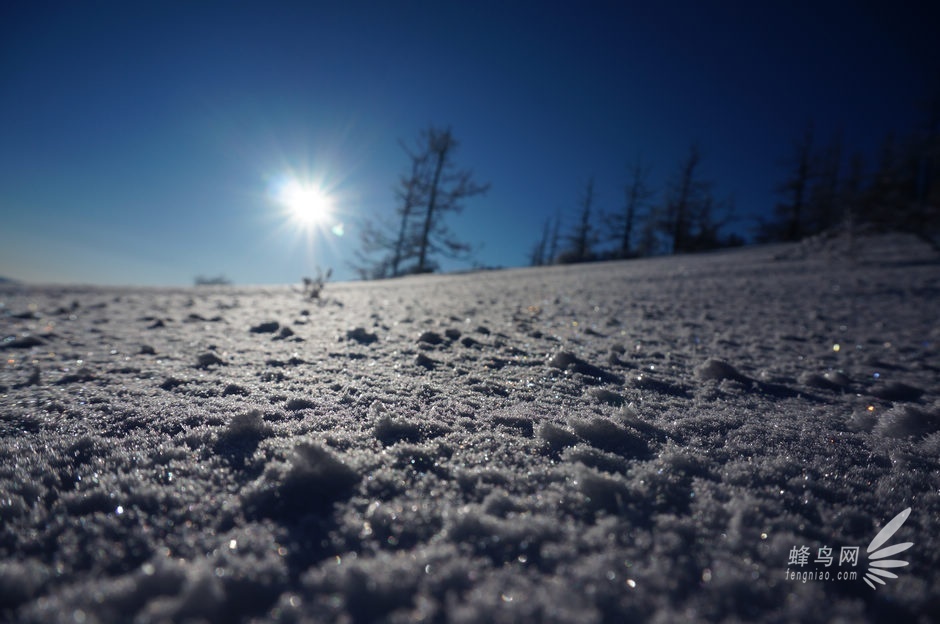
<box><xmin>1</xmin><ymin>233</ymin><xmax>938</xmax><ymax>623</ymax></box>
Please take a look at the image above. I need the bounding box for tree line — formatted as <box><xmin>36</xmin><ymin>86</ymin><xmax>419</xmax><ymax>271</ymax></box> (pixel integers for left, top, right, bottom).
<box><xmin>756</xmin><ymin>99</ymin><xmax>939</xmax><ymax>249</ymax></box>
<box><xmin>355</xmin><ymin>98</ymin><xmax>939</xmax><ymax>279</ymax></box>
<box><xmin>534</xmin><ymin>95</ymin><xmax>939</xmax><ymax>268</ymax></box>
<box><xmin>529</xmin><ymin>144</ymin><xmax>742</xmax><ymax>267</ymax></box>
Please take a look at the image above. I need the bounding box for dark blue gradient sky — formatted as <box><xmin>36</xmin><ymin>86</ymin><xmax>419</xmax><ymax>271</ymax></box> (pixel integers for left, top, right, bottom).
<box><xmin>1</xmin><ymin>1</ymin><xmax>937</xmax><ymax>284</ymax></box>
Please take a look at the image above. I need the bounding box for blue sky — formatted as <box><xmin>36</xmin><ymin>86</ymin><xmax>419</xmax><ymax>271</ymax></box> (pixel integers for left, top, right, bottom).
<box><xmin>1</xmin><ymin>1</ymin><xmax>937</xmax><ymax>285</ymax></box>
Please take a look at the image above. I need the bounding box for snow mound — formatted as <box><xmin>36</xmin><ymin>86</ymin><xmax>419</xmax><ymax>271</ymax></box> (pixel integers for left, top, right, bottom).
<box><xmin>244</xmin><ymin>442</ymin><xmax>360</xmax><ymax>520</ymax></box>
<box><xmin>871</xmin><ymin>381</ymin><xmax>925</xmax><ymax>402</ymax></box>
<box><xmin>873</xmin><ymin>404</ymin><xmax>940</xmax><ymax>439</ymax></box>
<box><xmin>569</xmin><ymin>417</ymin><xmax>652</xmax><ymax>458</ymax></box>
<box><xmin>696</xmin><ymin>359</ymin><xmax>746</xmax><ymax>382</ymax></box>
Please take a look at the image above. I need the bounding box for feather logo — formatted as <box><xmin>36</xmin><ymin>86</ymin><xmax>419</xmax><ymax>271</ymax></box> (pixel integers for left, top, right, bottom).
<box><xmin>863</xmin><ymin>507</ymin><xmax>914</xmax><ymax>590</ymax></box>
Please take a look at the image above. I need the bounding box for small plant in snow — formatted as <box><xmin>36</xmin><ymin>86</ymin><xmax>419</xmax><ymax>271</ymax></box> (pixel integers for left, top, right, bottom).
<box><xmin>302</xmin><ymin>267</ymin><xmax>332</xmax><ymax>300</ymax></box>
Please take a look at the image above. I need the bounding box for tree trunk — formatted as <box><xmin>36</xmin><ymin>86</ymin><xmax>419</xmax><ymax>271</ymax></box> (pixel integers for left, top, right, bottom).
<box><xmin>417</xmin><ymin>134</ymin><xmax>450</xmax><ymax>273</ymax></box>
<box><xmin>392</xmin><ymin>160</ymin><xmax>422</xmax><ymax>277</ymax></box>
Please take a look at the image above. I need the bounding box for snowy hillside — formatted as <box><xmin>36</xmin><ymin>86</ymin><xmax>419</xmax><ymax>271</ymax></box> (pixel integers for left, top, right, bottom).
<box><xmin>1</xmin><ymin>233</ymin><xmax>938</xmax><ymax>622</ymax></box>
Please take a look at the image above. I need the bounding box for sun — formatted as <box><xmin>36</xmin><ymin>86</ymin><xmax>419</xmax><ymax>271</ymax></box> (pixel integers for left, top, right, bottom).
<box><xmin>278</xmin><ymin>179</ymin><xmax>333</xmax><ymax>227</ymax></box>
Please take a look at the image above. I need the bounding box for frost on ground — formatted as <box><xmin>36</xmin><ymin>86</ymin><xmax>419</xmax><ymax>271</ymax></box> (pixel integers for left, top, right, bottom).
<box><xmin>1</xmin><ymin>233</ymin><xmax>938</xmax><ymax>623</ymax></box>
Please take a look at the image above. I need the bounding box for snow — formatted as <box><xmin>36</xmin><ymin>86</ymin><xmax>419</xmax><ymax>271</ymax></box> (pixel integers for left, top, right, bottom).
<box><xmin>1</xmin><ymin>232</ymin><xmax>938</xmax><ymax>622</ymax></box>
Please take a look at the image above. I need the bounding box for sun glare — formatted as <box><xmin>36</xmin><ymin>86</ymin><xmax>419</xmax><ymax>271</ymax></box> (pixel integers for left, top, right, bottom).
<box><xmin>278</xmin><ymin>179</ymin><xmax>333</xmax><ymax>227</ymax></box>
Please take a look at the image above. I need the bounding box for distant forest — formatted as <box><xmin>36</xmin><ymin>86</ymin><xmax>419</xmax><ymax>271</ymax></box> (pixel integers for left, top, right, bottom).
<box><xmin>532</xmin><ymin>94</ymin><xmax>940</xmax><ymax>267</ymax></box>
<box><xmin>354</xmin><ymin>95</ymin><xmax>939</xmax><ymax>280</ymax></box>
<box><xmin>529</xmin><ymin>144</ymin><xmax>743</xmax><ymax>267</ymax></box>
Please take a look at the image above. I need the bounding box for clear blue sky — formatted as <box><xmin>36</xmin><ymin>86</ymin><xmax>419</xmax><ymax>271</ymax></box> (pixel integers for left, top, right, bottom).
<box><xmin>1</xmin><ymin>1</ymin><xmax>937</xmax><ymax>285</ymax></box>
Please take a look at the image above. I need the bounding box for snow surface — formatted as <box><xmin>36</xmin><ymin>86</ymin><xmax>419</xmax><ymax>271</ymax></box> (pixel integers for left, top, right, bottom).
<box><xmin>1</xmin><ymin>233</ymin><xmax>938</xmax><ymax>623</ymax></box>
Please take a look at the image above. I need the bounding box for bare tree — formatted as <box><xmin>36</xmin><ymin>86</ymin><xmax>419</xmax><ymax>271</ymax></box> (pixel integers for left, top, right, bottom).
<box><xmin>352</xmin><ymin>148</ymin><xmax>427</xmax><ymax>280</ymax></box>
<box><xmin>652</xmin><ymin>145</ymin><xmax>735</xmax><ymax>253</ymax></box>
<box><xmin>353</xmin><ymin>126</ymin><xmax>489</xmax><ymax>278</ymax></box>
<box><xmin>861</xmin><ymin>99</ymin><xmax>940</xmax><ymax>249</ymax></box>
<box><xmin>607</xmin><ymin>159</ymin><xmax>653</xmax><ymax>259</ymax></box>
<box><xmin>529</xmin><ymin>217</ymin><xmax>553</xmax><ymax>266</ymax></box>
<box><xmin>351</xmin><ymin>223</ymin><xmax>395</xmax><ymax>280</ymax></box>
<box><xmin>658</xmin><ymin>145</ymin><xmax>711</xmax><ymax>253</ymax></box>
<box><xmin>390</xmin><ymin>148</ymin><xmax>429</xmax><ymax>276</ymax></box>
<box><xmin>909</xmin><ymin>94</ymin><xmax>940</xmax><ymax>248</ymax></box>
<box><xmin>863</xmin><ymin>133</ymin><xmax>914</xmax><ymax>229</ymax></box>
<box><xmin>840</xmin><ymin>151</ymin><xmax>866</xmax><ymax>257</ymax></box>
<box><xmin>687</xmin><ymin>193</ymin><xmax>737</xmax><ymax>251</ymax></box>
<box><xmin>636</xmin><ymin>212</ymin><xmax>662</xmax><ymax>257</ymax></box>
<box><xmin>559</xmin><ymin>178</ymin><xmax>597</xmax><ymax>263</ymax></box>
<box><xmin>761</xmin><ymin>123</ymin><xmax>815</xmax><ymax>242</ymax></box>
<box><xmin>413</xmin><ymin>126</ymin><xmax>490</xmax><ymax>274</ymax></box>
<box><xmin>807</xmin><ymin>132</ymin><xmax>843</xmax><ymax>234</ymax></box>
<box><xmin>547</xmin><ymin>212</ymin><xmax>561</xmax><ymax>264</ymax></box>
<box><xmin>668</xmin><ymin>145</ymin><xmax>698</xmax><ymax>253</ymax></box>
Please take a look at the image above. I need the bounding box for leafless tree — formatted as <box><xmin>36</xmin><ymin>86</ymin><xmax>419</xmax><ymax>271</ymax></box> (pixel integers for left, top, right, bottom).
<box><xmin>653</xmin><ymin>145</ymin><xmax>735</xmax><ymax>253</ymax></box>
<box><xmin>353</xmin><ymin>126</ymin><xmax>489</xmax><ymax>278</ymax></box>
<box><xmin>413</xmin><ymin>126</ymin><xmax>490</xmax><ymax>273</ymax></box>
<box><xmin>807</xmin><ymin>132</ymin><xmax>843</xmax><ymax>234</ymax></box>
<box><xmin>607</xmin><ymin>159</ymin><xmax>653</xmax><ymax>259</ymax></box>
<box><xmin>558</xmin><ymin>178</ymin><xmax>598</xmax><ymax>263</ymax></box>
<box><xmin>658</xmin><ymin>145</ymin><xmax>709</xmax><ymax>253</ymax></box>
<box><xmin>529</xmin><ymin>217</ymin><xmax>552</xmax><ymax>266</ymax></box>
<box><xmin>760</xmin><ymin>123</ymin><xmax>815</xmax><ymax>242</ymax></box>
<box><xmin>547</xmin><ymin>212</ymin><xmax>561</xmax><ymax>264</ymax></box>
<box><xmin>389</xmin><ymin>148</ymin><xmax>429</xmax><ymax>276</ymax></box>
